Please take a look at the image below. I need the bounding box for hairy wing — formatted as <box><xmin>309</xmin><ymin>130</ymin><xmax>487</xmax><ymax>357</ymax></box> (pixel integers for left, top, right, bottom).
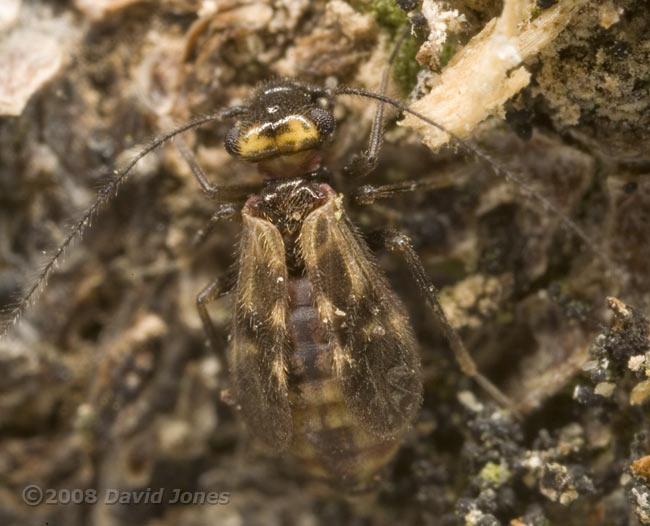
<box><xmin>299</xmin><ymin>192</ymin><xmax>422</xmax><ymax>438</ymax></box>
<box><xmin>230</xmin><ymin>211</ymin><xmax>292</xmax><ymax>450</ymax></box>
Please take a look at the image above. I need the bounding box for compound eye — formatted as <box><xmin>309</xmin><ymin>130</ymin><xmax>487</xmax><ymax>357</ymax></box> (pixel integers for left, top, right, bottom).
<box><xmin>308</xmin><ymin>107</ymin><xmax>335</xmax><ymax>140</ymax></box>
<box><xmin>224</xmin><ymin>126</ymin><xmax>242</xmax><ymax>158</ymax></box>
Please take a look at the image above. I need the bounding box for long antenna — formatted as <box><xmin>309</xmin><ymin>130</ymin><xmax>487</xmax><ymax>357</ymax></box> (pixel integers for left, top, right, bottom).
<box><xmin>1</xmin><ymin>84</ymin><xmax>620</xmax><ymax>339</ymax></box>
<box><xmin>0</xmin><ymin>112</ymin><xmax>225</xmax><ymax>338</ymax></box>
<box><xmin>334</xmin><ymin>86</ymin><xmax>619</xmax><ymax>278</ymax></box>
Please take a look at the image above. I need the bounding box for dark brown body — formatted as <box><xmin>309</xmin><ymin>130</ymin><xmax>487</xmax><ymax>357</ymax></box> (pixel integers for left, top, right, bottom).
<box><xmin>287</xmin><ymin>275</ymin><xmax>403</xmax><ymax>490</ymax></box>
<box><xmin>229</xmin><ymin>177</ymin><xmax>421</xmax><ymax>492</ymax></box>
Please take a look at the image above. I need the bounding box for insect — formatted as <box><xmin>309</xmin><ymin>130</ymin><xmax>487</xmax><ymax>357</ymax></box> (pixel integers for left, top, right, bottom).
<box><xmin>0</xmin><ymin>0</ymin><xmax>637</xmax><ymax>511</ymax></box>
<box><xmin>1</xmin><ymin>68</ymin><xmax>516</xmax><ymax>492</ymax></box>
<box><xmin>197</xmin><ymin>70</ymin><xmax>525</xmax><ymax>491</ymax></box>
<box><xmin>216</xmin><ymin>79</ymin><xmax>424</xmax><ymax>491</ymax></box>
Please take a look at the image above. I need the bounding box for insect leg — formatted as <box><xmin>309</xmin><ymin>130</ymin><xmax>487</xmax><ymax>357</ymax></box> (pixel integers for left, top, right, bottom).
<box><xmin>343</xmin><ymin>27</ymin><xmax>410</xmax><ymax>178</ymax></box>
<box><xmin>352</xmin><ymin>171</ymin><xmax>456</xmax><ymax>205</ymax></box>
<box><xmin>174</xmin><ymin>134</ymin><xmax>262</xmax><ymax>201</ymax></box>
<box><xmin>336</xmin><ymin>86</ymin><xmax>619</xmax><ymax>277</ymax></box>
<box><xmin>192</xmin><ymin>204</ymin><xmax>240</xmax><ymax>247</ymax></box>
<box><xmin>192</xmin><ymin>195</ymin><xmax>240</xmax><ymax>358</ymax></box>
<box><xmin>196</xmin><ymin>275</ymin><xmax>230</xmax><ymax>361</ymax></box>
<box><xmin>0</xmin><ymin>111</ymin><xmax>240</xmax><ymax>338</ymax></box>
<box><xmin>379</xmin><ymin>228</ymin><xmax>516</xmax><ymax>413</ymax></box>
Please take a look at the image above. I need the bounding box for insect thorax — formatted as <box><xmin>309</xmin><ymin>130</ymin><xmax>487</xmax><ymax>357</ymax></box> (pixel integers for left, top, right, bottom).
<box><xmin>244</xmin><ymin>179</ymin><xmax>329</xmax><ymax>273</ymax></box>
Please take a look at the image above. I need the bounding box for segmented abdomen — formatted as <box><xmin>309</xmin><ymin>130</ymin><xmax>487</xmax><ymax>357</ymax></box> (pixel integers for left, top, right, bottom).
<box><xmin>287</xmin><ymin>276</ymin><xmax>402</xmax><ymax>492</ymax></box>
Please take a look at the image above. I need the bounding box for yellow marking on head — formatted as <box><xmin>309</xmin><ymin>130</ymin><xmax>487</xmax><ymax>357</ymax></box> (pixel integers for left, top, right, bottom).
<box><xmin>275</xmin><ymin>116</ymin><xmax>319</xmax><ymax>152</ymax></box>
<box><xmin>237</xmin><ymin>129</ymin><xmax>275</xmax><ymax>158</ymax></box>
<box><xmin>237</xmin><ymin>115</ymin><xmax>320</xmax><ymax>159</ymax></box>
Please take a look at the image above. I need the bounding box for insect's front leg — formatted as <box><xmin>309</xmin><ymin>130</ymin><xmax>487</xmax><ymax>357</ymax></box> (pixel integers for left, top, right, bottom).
<box><xmin>343</xmin><ymin>27</ymin><xmax>411</xmax><ymax>179</ymax></box>
<box><xmin>173</xmin><ymin>133</ymin><xmax>263</xmax><ymax>201</ymax></box>
<box><xmin>378</xmin><ymin>228</ymin><xmax>517</xmax><ymax>415</ymax></box>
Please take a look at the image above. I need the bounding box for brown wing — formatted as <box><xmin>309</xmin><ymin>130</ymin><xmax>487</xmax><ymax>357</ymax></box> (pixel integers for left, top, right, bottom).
<box><xmin>299</xmin><ymin>192</ymin><xmax>422</xmax><ymax>438</ymax></box>
<box><xmin>230</xmin><ymin>210</ymin><xmax>292</xmax><ymax>450</ymax></box>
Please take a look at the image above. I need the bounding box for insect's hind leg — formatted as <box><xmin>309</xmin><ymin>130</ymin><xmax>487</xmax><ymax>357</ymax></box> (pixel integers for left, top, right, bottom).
<box><xmin>378</xmin><ymin>228</ymin><xmax>516</xmax><ymax>413</ymax></box>
<box><xmin>197</xmin><ymin>275</ymin><xmax>231</xmax><ymax>362</ymax></box>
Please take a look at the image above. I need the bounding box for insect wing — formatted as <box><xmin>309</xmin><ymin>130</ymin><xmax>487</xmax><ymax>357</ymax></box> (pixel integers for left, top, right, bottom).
<box><xmin>299</xmin><ymin>193</ymin><xmax>422</xmax><ymax>438</ymax></box>
<box><xmin>231</xmin><ymin>211</ymin><xmax>292</xmax><ymax>450</ymax></box>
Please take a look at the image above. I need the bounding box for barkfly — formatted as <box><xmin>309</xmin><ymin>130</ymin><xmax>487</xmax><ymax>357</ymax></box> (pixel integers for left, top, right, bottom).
<box><xmin>0</xmin><ymin>55</ymin><xmax>515</xmax><ymax>495</ymax></box>
<box><xmin>0</xmin><ymin>0</ymin><xmax>625</xmax><ymax>497</ymax></box>
<box><xmin>2</xmin><ymin>72</ymin><xmax>513</xmax><ymax>492</ymax></box>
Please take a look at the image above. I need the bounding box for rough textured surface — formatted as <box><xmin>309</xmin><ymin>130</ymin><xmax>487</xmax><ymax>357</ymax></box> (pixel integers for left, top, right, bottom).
<box><xmin>0</xmin><ymin>0</ymin><xmax>648</xmax><ymax>525</ymax></box>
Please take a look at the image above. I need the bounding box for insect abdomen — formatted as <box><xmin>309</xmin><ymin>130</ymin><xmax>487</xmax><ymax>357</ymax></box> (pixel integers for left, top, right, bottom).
<box><xmin>287</xmin><ymin>277</ymin><xmax>402</xmax><ymax>492</ymax></box>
